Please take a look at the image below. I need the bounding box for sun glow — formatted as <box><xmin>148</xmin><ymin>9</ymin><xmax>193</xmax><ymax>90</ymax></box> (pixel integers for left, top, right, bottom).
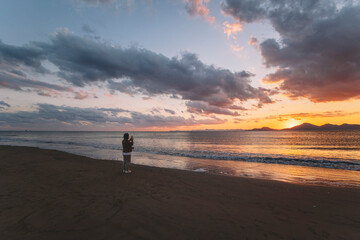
<box><xmin>284</xmin><ymin>119</ymin><xmax>302</xmax><ymax>129</ymax></box>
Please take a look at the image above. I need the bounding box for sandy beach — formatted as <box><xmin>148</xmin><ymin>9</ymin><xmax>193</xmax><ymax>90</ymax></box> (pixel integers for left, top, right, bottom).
<box><xmin>1</xmin><ymin>145</ymin><xmax>359</xmax><ymax>240</ymax></box>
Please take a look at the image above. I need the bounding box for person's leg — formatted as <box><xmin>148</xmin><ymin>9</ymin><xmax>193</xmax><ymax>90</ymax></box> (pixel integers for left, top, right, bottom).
<box><xmin>123</xmin><ymin>155</ymin><xmax>128</xmax><ymax>172</ymax></box>
<box><xmin>127</xmin><ymin>155</ymin><xmax>131</xmax><ymax>172</ymax></box>
<box><xmin>124</xmin><ymin>155</ymin><xmax>130</xmax><ymax>172</ymax></box>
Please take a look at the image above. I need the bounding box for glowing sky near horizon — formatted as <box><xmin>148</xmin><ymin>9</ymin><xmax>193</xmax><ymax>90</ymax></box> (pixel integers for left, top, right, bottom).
<box><xmin>0</xmin><ymin>0</ymin><xmax>359</xmax><ymax>131</ymax></box>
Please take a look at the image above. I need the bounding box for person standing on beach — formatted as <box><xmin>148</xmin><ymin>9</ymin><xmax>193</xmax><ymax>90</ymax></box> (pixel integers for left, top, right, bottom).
<box><xmin>122</xmin><ymin>133</ymin><xmax>134</xmax><ymax>174</ymax></box>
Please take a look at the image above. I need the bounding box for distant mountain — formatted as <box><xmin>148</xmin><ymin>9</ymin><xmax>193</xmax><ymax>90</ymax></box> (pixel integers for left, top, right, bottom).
<box><xmin>335</xmin><ymin>124</ymin><xmax>360</xmax><ymax>130</ymax></box>
<box><xmin>285</xmin><ymin>123</ymin><xmax>319</xmax><ymax>130</ymax></box>
<box><xmin>285</xmin><ymin>123</ymin><xmax>360</xmax><ymax>131</ymax></box>
<box><xmin>248</xmin><ymin>123</ymin><xmax>360</xmax><ymax>131</ymax></box>
<box><xmin>248</xmin><ymin>127</ymin><xmax>277</xmax><ymax>131</ymax></box>
<box><xmin>189</xmin><ymin>129</ymin><xmax>245</xmax><ymax>132</ymax></box>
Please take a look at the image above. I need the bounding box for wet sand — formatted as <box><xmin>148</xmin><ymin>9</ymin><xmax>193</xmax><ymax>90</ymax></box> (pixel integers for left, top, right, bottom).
<box><xmin>1</xmin><ymin>145</ymin><xmax>359</xmax><ymax>240</ymax></box>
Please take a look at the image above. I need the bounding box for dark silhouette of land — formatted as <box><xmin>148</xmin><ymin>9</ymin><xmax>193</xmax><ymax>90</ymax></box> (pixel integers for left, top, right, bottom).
<box><xmin>249</xmin><ymin>123</ymin><xmax>360</xmax><ymax>131</ymax></box>
<box><xmin>249</xmin><ymin>127</ymin><xmax>277</xmax><ymax>131</ymax></box>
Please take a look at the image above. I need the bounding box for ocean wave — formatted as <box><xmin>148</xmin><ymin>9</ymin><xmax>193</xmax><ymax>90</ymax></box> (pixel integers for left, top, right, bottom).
<box><xmin>136</xmin><ymin>149</ymin><xmax>360</xmax><ymax>171</ymax></box>
<box><xmin>299</xmin><ymin>147</ymin><xmax>360</xmax><ymax>151</ymax></box>
<box><xmin>0</xmin><ymin>137</ymin><xmax>122</xmax><ymax>150</ymax></box>
<box><xmin>1</xmin><ymin>136</ymin><xmax>359</xmax><ymax>171</ymax></box>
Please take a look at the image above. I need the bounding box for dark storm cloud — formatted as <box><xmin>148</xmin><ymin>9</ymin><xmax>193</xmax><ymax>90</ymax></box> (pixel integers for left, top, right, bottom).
<box><xmin>222</xmin><ymin>0</ymin><xmax>360</xmax><ymax>102</ymax></box>
<box><xmin>0</xmin><ymin>104</ymin><xmax>226</xmax><ymax>129</ymax></box>
<box><xmin>0</xmin><ymin>29</ymin><xmax>273</xmax><ymax>115</ymax></box>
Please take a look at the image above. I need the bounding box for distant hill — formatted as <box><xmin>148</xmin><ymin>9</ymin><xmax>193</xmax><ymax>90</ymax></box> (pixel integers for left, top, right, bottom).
<box><xmin>248</xmin><ymin>127</ymin><xmax>277</xmax><ymax>131</ymax></box>
<box><xmin>284</xmin><ymin>123</ymin><xmax>319</xmax><ymax>130</ymax></box>
<box><xmin>249</xmin><ymin>123</ymin><xmax>360</xmax><ymax>131</ymax></box>
<box><xmin>285</xmin><ymin>123</ymin><xmax>360</xmax><ymax>131</ymax></box>
<box><xmin>188</xmin><ymin>129</ymin><xmax>245</xmax><ymax>132</ymax></box>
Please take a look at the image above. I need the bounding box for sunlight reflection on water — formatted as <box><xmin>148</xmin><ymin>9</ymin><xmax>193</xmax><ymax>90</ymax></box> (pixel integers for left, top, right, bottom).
<box><xmin>1</xmin><ymin>130</ymin><xmax>360</xmax><ymax>187</ymax></box>
<box><xmin>134</xmin><ymin>152</ymin><xmax>360</xmax><ymax>188</ymax></box>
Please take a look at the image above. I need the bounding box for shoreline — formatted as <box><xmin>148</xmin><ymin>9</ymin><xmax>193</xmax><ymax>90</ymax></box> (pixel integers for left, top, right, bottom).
<box><xmin>1</xmin><ymin>143</ymin><xmax>360</xmax><ymax>188</ymax></box>
<box><xmin>1</xmin><ymin>145</ymin><xmax>360</xmax><ymax>239</ymax></box>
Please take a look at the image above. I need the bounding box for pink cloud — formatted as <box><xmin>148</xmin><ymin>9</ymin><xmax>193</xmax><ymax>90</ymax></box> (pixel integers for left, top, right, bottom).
<box><xmin>37</xmin><ymin>89</ymin><xmax>63</xmax><ymax>97</ymax></box>
<box><xmin>184</xmin><ymin>0</ymin><xmax>215</xmax><ymax>23</ymax></box>
<box><xmin>74</xmin><ymin>90</ymin><xmax>97</xmax><ymax>100</ymax></box>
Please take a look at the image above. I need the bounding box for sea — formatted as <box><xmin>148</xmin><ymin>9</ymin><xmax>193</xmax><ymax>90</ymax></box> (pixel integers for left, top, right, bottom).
<box><xmin>1</xmin><ymin>130</ymin><xmax>360</xmax><ymax>187</ymax></box>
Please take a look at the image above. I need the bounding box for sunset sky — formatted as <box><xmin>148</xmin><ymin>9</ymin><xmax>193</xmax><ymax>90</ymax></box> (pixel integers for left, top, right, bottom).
<box><xmin>0</xmin><ymin>0</ymin><xmax>359</xmax><ymax>131</ymax></box>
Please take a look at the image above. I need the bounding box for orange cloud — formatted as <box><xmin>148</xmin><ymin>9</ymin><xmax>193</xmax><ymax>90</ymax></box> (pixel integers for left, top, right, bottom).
<box><xmin>223</xmin><ymin>21</ymin><xmax>243</xmax><ymax>38</ymax></box>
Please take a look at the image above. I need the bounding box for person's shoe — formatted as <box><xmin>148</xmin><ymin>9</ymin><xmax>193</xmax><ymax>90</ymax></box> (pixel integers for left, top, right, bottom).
<box><xmin>127</xmin><ymin>170</ymin><xmax>131</xmax><ymax>173</ymax></box>
<box><xmin>123</xmin><ymin>170</ymin><xmax>127</xmax><ymax>174</ymax></box>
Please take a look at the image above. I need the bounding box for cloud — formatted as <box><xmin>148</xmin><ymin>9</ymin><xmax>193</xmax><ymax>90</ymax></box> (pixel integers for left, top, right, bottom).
<box><xmin>186</xmin><ymin>101</ymin><xmax>239</xmax><ymax>116</ymax></box>
<box><xmin>0</xmin><ymin>100</ymin><xmax>10</xmax><ymax>111</ymax></box>
<box><xmin>184</xmin><ymin>0</ymin><xmax>215</xmax><ymax>23</ymax></box>
<box><xmin>233</xmin><ymin>117</ymin><xmax>244</xmax><ymax>123</ymax></box>
<box><xmin>81</xmin><ymin>24</ymin><xmax>96</xmax><ymax>35</ymax></box>
<box><xmin>0</xmin><ymin>69</ymin><xmax>72</xmax><ymax>96</ymax></box>
<box><xmin>74</xmin><ymin>90</ymin><xmax>97</xmax><ymax>99</ymax></box>
<box><xmin>150</xmin><ymin>107</ymin><xmax>161</xmax><ymax>114</ymax></box>
<box><xmin>0</xmin><ymin>41</ymin><xmax>47</xmax><ymax>74</ymax></box>
<box><xmin>0</xmin><ymin>68</ymin><xmax>96</xmax><ymax>99</ymax></box>
<box><xmin>0</xmin><ymin>104</ymin><xmax>130</xmax><ymax>129</ymax></box>
<box><xmin>248</xmin><ymin>35</ymin><xmax>258</xmax><ymax>46</ymax></box>
<box><xmin>221</xmin><ymin>0</ymin><xmax>360</xmax><ymax>102</ymax></box>
<box><xmin>251</xmin><ymin>111</ymin><xmax>360</xmax><ymax>122</ymax></box>
<box><xmin>164</xmin><ymin>108</ymin><xmax>176</xmax><ymax>115</ymax></box>
<box><xmin>0</xmin><ymin>29</ymin><xmax>273</xmax><ymax>115</ymax></box>
<box><xmin>223</xmin><ymin>21</ymin><xmax>242</xmax><ymax>38</ymax></box>
<box><xmin>0</xmin><ymin>104</ymin><xmax>226</xmax><ymax>130</ymax></box>
<box><xmin>130</xmin><ymin>111</ymin><xmax>226</xmax><ymax>128</ymax></box>
<box><xmin>0</xmin><ymin>101</ymin><xmax>10</xmax><ymax>108</ymax></box>
<box><xmin>281</xmin><ymin>111</ymin><xmax>360</xmax><ymax>120</ymax></box>
<box><xmin>230</xmin><ymin>44</ymin><xmax>243</xmax><ymax>52</ymax></box>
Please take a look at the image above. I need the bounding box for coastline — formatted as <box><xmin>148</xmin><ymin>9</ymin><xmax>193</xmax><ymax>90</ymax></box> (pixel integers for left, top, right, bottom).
<box><xmin>2</xmin><ymin>140</ymin><xmax>360</xmax><ymax>187</ymax></box>
<box><xmin>1</xmin><ymin>145</ymin><xmax>360</xmax><ymax>239</ymax></box>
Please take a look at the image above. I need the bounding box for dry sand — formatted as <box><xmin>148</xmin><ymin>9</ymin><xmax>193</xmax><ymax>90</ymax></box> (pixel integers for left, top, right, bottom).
<box><xmin>1</xmin><ymin>145</ymin><xmax>359</xmax><ymax>240</ymax></box>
